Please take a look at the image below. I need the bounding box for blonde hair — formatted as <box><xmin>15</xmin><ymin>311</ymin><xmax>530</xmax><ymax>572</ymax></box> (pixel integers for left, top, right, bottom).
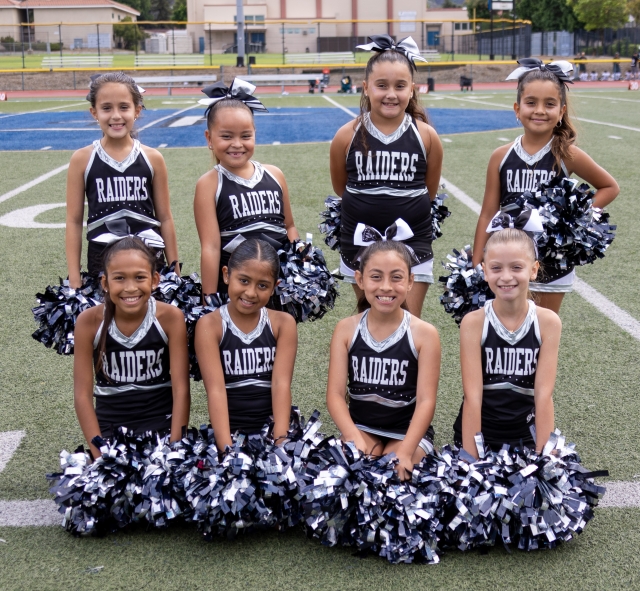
<box><xmin>484</xmin><ymin>228</ymin><xmax>537</xmax><ymax>262</ymax></box>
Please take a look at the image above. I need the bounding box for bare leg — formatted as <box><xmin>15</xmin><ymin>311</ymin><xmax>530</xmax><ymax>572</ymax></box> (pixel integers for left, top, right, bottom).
<box><xmin>406</xmin><ymin>282</ymin><xmax>429</xmax><ymax>318</ymax></box>
<box><xmin>341</xmin><ymin>428</ymin><xmax>384</xmax><ymax>456</ymax></box>
<box><xmin>532</xmin><ymin>292</ymin><xmax>565</xmax><ymax>314</ymax></box>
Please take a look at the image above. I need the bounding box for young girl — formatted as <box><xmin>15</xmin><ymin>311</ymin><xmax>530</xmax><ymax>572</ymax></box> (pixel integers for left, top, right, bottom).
<box><xmin>473</xmin><ymin>58</ymin><xmax>619</xmax><ymax>313</ymax></box>
<box><xmin>73</xmin><ymin>237</ymin><xmax>190</xmax><ymax>461</ymax></box>
<box><xmin>326</xmin><ymin>241</ymin><xmax>440</xmax><ymax>480</ymax></box>
<box><xmin>454</xmin><ymin>229</ymin><xmax>562</xmax><ymax>457</ymax></box>
<box><xmin>194</xmin><ymin>79</ymin><xmax>299</xmax><ymax>297</ymax></box>
<box><xmin>194</xmin><ymin>238</ymin><xmax>297</xmax><ymax>449</ymax></box>
<box><xmin>66</xmin><ymin>72</ymin><xmax>179</xmax><ymax>288</ymax></box>
<box><xmin>330</xmin><ymin>35</ymin><xmax>443</xmax><ymax>318</ymax></box>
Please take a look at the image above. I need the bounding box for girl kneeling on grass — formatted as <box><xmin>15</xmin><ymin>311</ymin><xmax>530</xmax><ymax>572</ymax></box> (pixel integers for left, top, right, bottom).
<box><xmin>73</xmin><ymin>237</ymin><xmax>190</xmax><ymax>461</ymax></box>
<box><xmin>454</xmin><ymin>228</ymin><xmax>562</xmax><ymax>457</ymax></box>
<box><xmin>326</xmin><ymin>241</ymin><xmax>440</xmax><ymax>480</ymax></box>
<box><xmin>194</xmin><ymin>238</ymin><xmax>297</xmax><ymax>449</ymax></box>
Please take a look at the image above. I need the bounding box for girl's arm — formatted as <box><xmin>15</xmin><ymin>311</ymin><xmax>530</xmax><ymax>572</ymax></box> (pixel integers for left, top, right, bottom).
<box><xmin>146</xmin><ymin>148</ymin><xmax>180</xmax><ymax>272</ymax></box>
<box><xmin>270</xmin><ymin>311</ymin><xmax>298</xmax><ymax>441</ymax></box>
<box><xmin>194</xmin><ymin>171</ymin><xmax>222</xmax><ymax>296</ymax></box>
<box><xmin>533</xmin><ymin>308</ymin><xmax>562</xmax><ymax>453</ymax></box>
<box><xmin>65</xmin><ymin>148</ymin><xmax>91</xmax><ymax>289</ymax></box>
<box><xmin>417</xmin><ymin>122</ymin><xmax>443</xmax><ymax>202</ymax></box>
<box><xmin>394</xmin><ymin>319</ymin><xmax>441</xmax><ymax>478</ymax></box>
<box><xmin>329</xmin><ymin>123</ymin><xmax>353</xmax><ymax>196</ymax></box>
<box><xmin>472</xmin><ymin>146</ymin><xmax>509</xmax><ymax>266</ymax></box>
<box><xmin>326</xmin><ymin>316</ymin><xmax>369</xmax><ymax>452</ymax></box>
<box><xmin>263</xmin><ymin>165</ymin><xmax>300</xmax><ymax>241</ymax></box>
<box><xmin>194</xmin><ymin>311</ymin><xmax>233</xmax><ymax>449</ymax></box>
<box><xmin>73</xmin><ymin>306</ymin><xmax>103</xmax><ymax>460</ymax></box>
<box><xmin>158</xmin><ymin>302</ymin><xmax>190</xmax><ymax>442</ymax></box>
<box><xmin>567</xmin><ymin>146</ymin><xmax>620</xmax><ymax>208</ymax></box>
<box><xmin>459</xmin><ymin>310</ymin><xmax>486</xmax><ymax>458</ymax></box>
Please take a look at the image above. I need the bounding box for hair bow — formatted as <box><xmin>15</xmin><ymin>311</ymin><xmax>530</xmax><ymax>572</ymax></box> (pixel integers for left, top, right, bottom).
<box><xmin>354</xmin><ymin>218</ymin><xmax>419</xmax><ymax>263</ymax></box>
<box><xmin>92</xmin><ymin>219</ymin><xmax>165</xmax><ymax>250</ymax></box>
<box><xmin>86</xmin><ymin>73</ymin><xmax>145</xmax><ymax>102</ymax></box>
<box><xmin>198</xmin><ymin>78</ymin><xmax>268</xmax><ymax>116</ymax></box>
<box><xmin>506</xmin><ymin>57</ymin><xmax>574</xmax><ymax>85</ymax></box>
<box><xmin>357</xmin><ymin>34</ymin><xmax>427</xmax><ymax>70</ymax></box>
<box><xmin>486</xmin><ymin>208</ymin><xmax>544</xmax><ymax>234</ymax></box>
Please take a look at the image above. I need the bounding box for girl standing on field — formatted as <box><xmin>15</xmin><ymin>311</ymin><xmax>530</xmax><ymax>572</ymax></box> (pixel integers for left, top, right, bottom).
<box><xmin>73</xmin><ymin>237</ymin><xmax>190</xmax><ymax>461</ymax></box>
<box><xmin>194</xmin><ymin>239</ymin><xmax>297</xmax><ymax>449</ymax></box>
<box><xmin>330</xmin><ymin>35</ymin><xmax>443</xmax><ymax>318</ymax></box>
<box><xmin>454</xmin><ymin>228</ymin><xmax>562</xmax><ymax>457</ymax></box>
<box><xmin>472</xmin><ymin>58</ymin><xmax>619</xmax><ymax>313</ymax></box>
<box><xmin>194</xmin><ymin>79</ymin><xmax>299</xmax><ymax>297</ymax></box>
<box><xmin>326</xmin><ymin>241</ymin><xmax>440</xmax><ymax>480</ymax></box>
<box><xmin>66</xmin><ymin>72</ymin><xmax>179</xmax><ymax>288</ymax></box>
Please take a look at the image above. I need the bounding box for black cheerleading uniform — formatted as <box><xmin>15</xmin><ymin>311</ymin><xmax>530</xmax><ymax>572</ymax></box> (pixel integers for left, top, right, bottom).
<box><xmin>84</xmin><ymin>139</ymin><xmax>164</xmax><ymax>276</ymax></box>
<box><xmin>347</xmin><ymin>309</ymin><xmax>434</xmax><ymax>453</ymax></box>
<box><xmin>340</xmin><ymin>113</ymin><xmax>433</xmax><ymax>281</ymax></box>
<box><xmin>93</xmin><ymin>297</ymin><xmax>173</xmax><ymax>438</ymax></box>
<box><xmin>219</xmin><ymin>304</ymin><xmax>277</xmax><ymax>434</ymax></box>
<box><xmin>453</xmin><ymin>300</ymin><xmax>541</xmax><ymax>451</ymax></box>
<box><xmin>499</xmin><ymin>135</ymin><xmax>574</xmax><ymax>290</ymax></box>
<box><xmin>214</xmin><ymin>161</ymin><xmax>287</xmax><ymax>293</ymax></box>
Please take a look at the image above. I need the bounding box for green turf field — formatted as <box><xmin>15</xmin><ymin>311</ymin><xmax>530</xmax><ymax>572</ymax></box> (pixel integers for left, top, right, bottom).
<box><xmin>0</xmin><ymin>89</ymin><xmax>639</xmax><ymax>590</ymax></box>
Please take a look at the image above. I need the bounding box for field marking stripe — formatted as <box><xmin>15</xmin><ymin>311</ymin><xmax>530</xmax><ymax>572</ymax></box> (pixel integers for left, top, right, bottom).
<box><xmin>0</xmin><ymin>500</ymin><xmax>61</xmax><ymax>527</ymax></box>
<box><xmin>440</xmin><ymin>176</ymin><xmax>640</xmax><ymax>343</ymax></box>
<box><xmin>138</xmin><ymin>104</ymin><xmax>201</xmax><ymax>131</ymax></box>
<box><xmin>599</xmin><ymin>481</ymin><xmax>640</xmax><ymax>508</ymax></box>
<box><xmin>0</xmin><ymin>164</ymin><xmax>69</xmax><ymax>205</ymax></box>
<box><xmin>322</xmin><ymin>95</ymin><xmax>357</xmax><ymax>117</ymax></box>
<box><xmin>0</xmin><ymin>102</ymin><xmax>86</xmax><ymax>120</ymax></box>
<box><xmin>578</xmin><ymin>94</ymin><xmax>640</xmax><ymax>104</ymax></box>
<box><xmin>0</xmin><ymin>431</ymin><xmax>25</xmax><ymax>474</ymax></box>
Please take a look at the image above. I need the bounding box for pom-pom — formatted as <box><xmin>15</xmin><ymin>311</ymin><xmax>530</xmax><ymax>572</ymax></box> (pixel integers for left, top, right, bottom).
<box><xmin>517</xmin><ymin>177</ymin><xmax>616</xmax><ymax>270</ymax></box>
<box><xmin>47</xmin><ymin>428</ymin><xmax>185</xmax><ymax>536</ymax></box>
<box><xmin>431</xmin><ymin>189</ymin><xmax>451</xmax><ymax>240</ymax></box>
<box><xmin>441</xmin><ymin>431</ymin><xmax>607</xmax><ymax>552</ymax></box>
<box><xmin>439</xmin><ymin>246</ymin><xmax>493</xmax><ymax>325</ymax></box>
<box><xmin>32</xmin><ymin>273</ymin><xmax>102</xmax><ymax>354</ymax></box>
<box><xmin>318</xmin><ymin>196</ymin><xmax>342</xmax><ymax>252</ymax></box>
<box><xmin>272</xmin><ymin>240</ymin><xmax>339</xmax><ymax>323</ymax></box>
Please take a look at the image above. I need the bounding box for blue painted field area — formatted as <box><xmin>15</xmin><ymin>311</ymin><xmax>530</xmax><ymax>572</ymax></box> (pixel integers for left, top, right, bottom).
<box><xmin>0</xmin><ymin>106</ymin><xmax>517</xmax><ymax>151</ymax></box>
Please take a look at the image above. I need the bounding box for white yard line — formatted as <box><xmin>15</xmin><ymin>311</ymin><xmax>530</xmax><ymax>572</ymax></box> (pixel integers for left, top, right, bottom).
<box><xmin>322</xmin><ymin>95</ymin><xmax>358</xmax><ymax>117</ymax></box>
<box><xmin>138</xmin><ymin>103</ymin><xmax>201</xmax><ymax>131</ymax></box>
<box><xmin>0</xmin><ymin>102</ymin><xmax>86</xmax><ymax>120</ymax></box>
<box><xmin>0</xmin><ymin>163</ymin><xmax>69</xmax><ymax>205</ymax></box>
<box><xmin>578</xmin><ymin>93</ymin><xmax>640</xmax><ymax>104</ymax></box>
<box><xmin>0</xmin><ymin>500</ymin><xmax>60</xmax><ymax>527</ymax></box>
<box><xmin>0</xmin><ymin>431</ymin><xmax>25</xmax><ymax>473</ymax></box>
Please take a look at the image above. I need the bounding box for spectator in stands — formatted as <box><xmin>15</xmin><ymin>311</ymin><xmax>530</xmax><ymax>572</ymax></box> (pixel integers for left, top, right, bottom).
<box><xmin>631</xmin><ymin>52</ymin><xmax>639</xmax><ymax>80</ymax></box>
<box><xmin>613</xmin><ymin>53</ymin><xmax>621</xmax><ymax>80</ymax></box>
<box><xmin>601</xmin><ymin>71</ymin><xmax>611</xmax><ymax>81</ymax></box>
<box><xmin>589</xmin><ymin>71</ymin><xmax>598</xmax><ymax>81</ymax></box>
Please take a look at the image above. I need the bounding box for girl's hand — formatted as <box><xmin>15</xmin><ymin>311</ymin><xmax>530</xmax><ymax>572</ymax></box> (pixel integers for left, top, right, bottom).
<box><xmin>394</xmin><ymin>452</ymin><xmax>415</xmax><ymax>481</ymax></box>
<box><xmin>68</xmin><ymin>273</ymin><xmax>82</xmax><ymax>290</ymax></box>
<box><xmin>345</xmin><ymin>431</ymin><xmax>368</xmax><ymax>455</ymax></box>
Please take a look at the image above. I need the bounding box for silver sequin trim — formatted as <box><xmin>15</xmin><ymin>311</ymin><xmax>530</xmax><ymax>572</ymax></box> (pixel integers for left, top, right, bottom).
<box><xmin>215</xmin><ymin>161</ymin><xmax>278</xmax><ymax>189</ymax></box>
<box><xmin>349</xmin><ymin>392</ymin><xmax>416</xmax><ymax>407</ymax></box>
<box><xmin>483</xmin><ymin>382</ymin><xmax>535</xmax><ymax>397</ymax></box>
<box><xmin>95</xmin><ymin>380</ymin><xmax>172</xmax><ymax>397</ymax></box>
<box><xmin>361</xmin><ymin>112</ymin><xmax>412</xmax><ymax>145</ymax></box>
<box><xmin>512</xmin><ymin>135</ymin><xmax>552</xmax><ymax>165</ymax></box>
<box><xmin>346</xmin><ymin>185</ymin><xmax>429</xmax><ymax>197</ymax></box>
<box><xmin>356</xmin><ymin>309</ymin><xmax>416</xmax><ymax>355</ymax></box>
<box><xmin>219</xmin><ymin>222</ymin><xmax>287</xmax><ymax>237</ymax></box>
<box><xmin>87</xmin><ymin>209</ymin><xmax>160</xmax><ymax>232</ymax></box>
<box><xmin>483</xmin><ymin>300</ymin><xmax>539</xmax><ymax>346</ymax></box>
<box><xmin>225</xmin><ymin>379</ymin><xmax>271</xmax><ymax>389</ymax></box>
<box><xmin>220</xmin><ymin>304</ymin><xmax>270</xmax><ymax>345</ymax></box>
<box><xmin>94</xmin><ymin>139</ymin><xmax>145</xmax><ymax>173</ymax></box>
<box><xmin>103</xmin><ymin>297</ymin><xmax>166</xmax><ymax>349</ymax></box>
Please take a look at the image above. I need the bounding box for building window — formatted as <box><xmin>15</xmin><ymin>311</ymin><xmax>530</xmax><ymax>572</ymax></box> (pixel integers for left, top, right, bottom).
<box><xmin>454</xmin><ymin>23</ymin><xmax>460</xmax><ymax>30</ymax></box>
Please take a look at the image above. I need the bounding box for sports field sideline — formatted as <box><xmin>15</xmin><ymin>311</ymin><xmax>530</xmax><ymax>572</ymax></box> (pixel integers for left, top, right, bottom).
<box><xmin>0</xmin><ymin>89</ymin><xmax>639</xmax><ymax>590</ymax></box>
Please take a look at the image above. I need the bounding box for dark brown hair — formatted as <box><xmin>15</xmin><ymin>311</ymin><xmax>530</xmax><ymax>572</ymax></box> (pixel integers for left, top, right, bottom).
<box><xmin>227</xmin><ymin>238</ymin><xmax>279</xmax><ymax>285</ymax></box>
<box><xmin>87</xmin><ymin>72</ymin><xmax>144</xmax><ymax>138</ymax></box>
<box><xmin>516</xmin><ymin>68</ymin><xmax>576</xmax><ymax>171</ymax></box>
<box><xmin>355</xmin><ymin>241</ymin><xmax>413</xmax><ymax>313</ymax></box>
<box><xmin>95</xmin><ymin>237</ymin><xmax>157</xmax><ymax>376</ymax></box>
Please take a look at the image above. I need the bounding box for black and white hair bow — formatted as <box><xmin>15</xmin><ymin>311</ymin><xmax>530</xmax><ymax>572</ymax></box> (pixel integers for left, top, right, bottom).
<box><xmin>486</xmin><ymin>208</ymin><xmax>544</xmax><ymax>234</ymax></box>
<box><xmin>92</xmin><ymin>219</ymin><xmax>165</xmax><ymax>250</ymax></box>
<box><xmin>506</xmin><ymin>57</ymin><xmax>574</xmax><ymax>85</ymax></box>
<box><xmin>357</xmin><ymin>34</ymin><xmax>427</xmax><ymax>70</ymax></box>
<box><xmin>198</xmin><ymin>78</ymin><xmax>268</xmax><ymax>116</ymax></box>
<box><xmin>354</xmin><ymin>218</ymin><xmax>419</xmax><ymax>262</ymax></box>
<box><xmin>87</xmin><ymin>73</ymin><xmax>145</xmax><ymax>102</ymax></box>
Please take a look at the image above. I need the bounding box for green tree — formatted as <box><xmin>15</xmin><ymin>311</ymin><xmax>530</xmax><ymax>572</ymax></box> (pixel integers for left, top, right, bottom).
<box><xmin>517</xmin><ymin>0</ymin><xmax>583</xmax><ymax>32</ymax></box>
<box><xmin>566</xmin><ymin>0</ymin><xmax>628</xmax><ymax>31</ymax></box>
<box><xmin>443</xmin><ymin>0</ymin><xmax>458</xmax><ymax>7</ymax></box>
<box><xmin>151</xmin><ymin>0</ymin><xmax>172</xmax><ymax>21</ymax></box>
<box><xmin>466</xmin><ymin>0</ymin><xmax>491</xmax><ymax>20</ymax></box>
<box><xmin>628</xmin><ymin>0</ymin><xmax>640</xmax><ymax>23</ymax></box>
<box><xmin>172</xmin><ymin>0</ymin><xmax>187</xmax><ymax>22</ymax></box>
<box><xmin>117</xmin><ymin>0</ymin><xmax>152</xmax><ymax>21</ymax></box>
<box><xmin>113</xmin><ymin>16</ymin><xmax>148</xmax><ymax>50</ymax></box>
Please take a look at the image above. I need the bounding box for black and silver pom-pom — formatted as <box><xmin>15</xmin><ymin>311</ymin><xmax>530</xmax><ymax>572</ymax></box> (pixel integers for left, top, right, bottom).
<box><xmin>32</xmin><ymin>273</ymin><xmax>103</xmax><ymax>355</ymax></box>
<box><xmin>272</xmin><ymin>240</ymin><xmax>339</xmax><ymax>323</ymax></box>
<box><xmin>517</xmin><ymin>177</ymin><xmax>616</xmax><ymax>269</ymax></box>
<box><xmin>439</xmin><ymin>246</ymin><xmax>493</xmax><ymax>325</ymax></box>
<box><xmin>431</xmin><ymin>190</ymin><xmax>451</xmax><ymax>240</ymax></box>
<box><xmin>318</xmin><ymin>196</ymin><xmax>342</xmax><ymax>252</ymax></box>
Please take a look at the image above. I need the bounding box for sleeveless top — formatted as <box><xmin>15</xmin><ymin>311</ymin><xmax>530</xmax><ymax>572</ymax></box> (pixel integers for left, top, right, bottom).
<box><xmin>499</xmin><ymin>135</ymin><xmax>572</xmax><ymax>283</ymax></box>
<box><xmin>84</xmin><ymin>139</ymin><xmax>161</xmax><ymax>244</ymax></box>
<box><xmin>214</xmin><ymin>161</ymin><xmax>287</xmax><ymax>291</ymax></box>
<box><xmin>219</xmin><ymin>304</ymin><xmax>277</xmax><ymax>434</ymax></box>
<box><xmin>340</xmin><ymin>113</ymin><xmax>433</xmax><ymax>268</ymax></box>
<box><xmin>453</xmin><ymin>300</ymin><xmax>541</xmax><ymax>449</ymax></box>
<box><xmin>348</xmin><ymin>309</ymin><xmax>432</xmax><ymax>438</ymax></box>
<box><xmin>93</xmin><ymin>297</ymin><xmax>173</xmax><ymax>437</ymax></box>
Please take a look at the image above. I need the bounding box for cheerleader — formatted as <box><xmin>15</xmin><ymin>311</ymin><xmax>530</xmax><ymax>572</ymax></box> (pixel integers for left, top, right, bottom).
<box><xmin>454</xmin><ymin>227</ymin><xmax>562</xmax><ymax>456</ymax></box>
<box><xmin>330</xmin><ymin>35</ymin><xmax>443</xmax><ymax>317</ymax></box>
<box><xmin>66</xmin><ymin>72</ymin><xmax>179</xmax><ymax>286</ymax></box>
<box><xmin>326</xmin><ymin>240</ymin><xmax>440</xmax><ymax>480</ymax></box>
<box><xmin>194</xmin><ymin>239</ymin><xmax>297</xmax><ymax>449</ymax></box>
<box><xmin>73</xmin><ymin>236</ymin><xmax>189</xmax><ymax>461</ymax></box>
<box><xmin>194</xmin><ymin>79</ymin><xmax>299</xmax><ymax>297</ymax></box>
<box><xmin>473</xmin><ymin>58</ymin><xmax>619</xmax><ymax>313</ymax></box>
